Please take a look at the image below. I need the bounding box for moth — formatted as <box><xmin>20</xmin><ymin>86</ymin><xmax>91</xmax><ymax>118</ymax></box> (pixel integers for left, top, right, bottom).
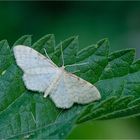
<box><xmin>13</xmin><ymin>45</ymin><xmax>101</xmax><ymax>109</ymax></box>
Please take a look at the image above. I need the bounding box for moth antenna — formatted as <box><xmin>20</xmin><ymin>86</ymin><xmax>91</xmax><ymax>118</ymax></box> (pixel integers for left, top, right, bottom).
<box><xmin>60</xmin><ymin>42</ymin><xmax>65</xmax><ymax>66</ymax></box>
<box><xmin>65</xmin><ymin>62</ymin><xmax>88</xmax><ymax>68</ymax></box>
<box><xmin>44</xmin><ymin>48</ymin><xmax>51</xmax><ymax>61</ymax></box>
<box><xmin>43</xmin><ymin>48</ymin><xmax>59</xmax><ymax>68</ymax></box>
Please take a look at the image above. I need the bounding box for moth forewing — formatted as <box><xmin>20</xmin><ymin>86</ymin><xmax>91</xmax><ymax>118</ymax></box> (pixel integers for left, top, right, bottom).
<box><xmin>14</xmin><ymin>45</ymin><xmax>61</xmax><ymax>92</ymax></box>
<box><xmin>64</xmin><ymin>71</ymin><xmax>101</xmax><ymax>103</ymax></box>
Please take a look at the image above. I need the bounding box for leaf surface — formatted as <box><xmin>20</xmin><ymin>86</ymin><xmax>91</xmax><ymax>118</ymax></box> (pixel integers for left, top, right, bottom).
<box><xmin>0</xmin><ymin>35</ymin><xmax>140</xmax><ymax>139</ymax></box>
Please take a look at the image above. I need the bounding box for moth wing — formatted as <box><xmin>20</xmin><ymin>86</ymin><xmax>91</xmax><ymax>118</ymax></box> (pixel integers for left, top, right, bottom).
<box><xmin>49</xmin><ymin>74</ymin><xmax>74</xmax><ymax>109</ymax></box>
<box><xmin>22</xmin><ymin>68</ymin><xmax>60</xmax><ymax>92</ymax></box>
<box><xmin>13</xmin><ymin>45</ymin><xmax>61</xmax><ymax>92</ymax></box>
<box><xmin>50</xmin><ymin>71</ymin><xmax>101</xmax><ymax>109</ymax></box>
<box><xmin>64</xmin><ymin>72</ymin><xmax>101</xmax><ymax>104</ymax></box>
<box><xmin>13</xmin><ymin>45</ymin><xmax>57</xmax><ymax>72</ymax></box>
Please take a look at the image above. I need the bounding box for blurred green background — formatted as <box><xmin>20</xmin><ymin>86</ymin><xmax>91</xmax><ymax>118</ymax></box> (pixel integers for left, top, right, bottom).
<box><xmin>1</xmin><ymin>1</ymin><xmax>140</xmax><ymax>139</ymax></box>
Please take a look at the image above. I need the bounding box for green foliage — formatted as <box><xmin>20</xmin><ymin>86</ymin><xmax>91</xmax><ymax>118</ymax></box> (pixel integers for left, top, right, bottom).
<box><xmin>0</xmin><ymin>34</ymin><xmax>140</xmax><ymax>139</ymax></box>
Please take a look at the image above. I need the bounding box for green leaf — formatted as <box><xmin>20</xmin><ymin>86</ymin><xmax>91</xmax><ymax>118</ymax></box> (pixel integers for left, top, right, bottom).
<box><xmin>52</xmin><ymin>36</ymin><xmax>79</xmax><ymax>67</ymax></box>
<box><xmin>78</xmin><ymin>48</ymin><xmax>140</xmax><ymax>123</ymax></box>
<box><xmin>75</xmin><ymin>39</ymin><xmax>109</xmax><ymax>83</ymax></box>
<box><xmin>0</xmin><ymin>40</ymin><xmax>12</xmax><ymax>74</ymax></box>
<box><xmin>32</xmin><ymin>34</ymin><xmax>55</xmax><ymax>54</ymax></box>
<box><xmin>0</xmin><ymin>35</ymin><xmax>140</xmax><ymax>139</ymax></box>
<box><xmin>13</xmin><ymin>35</ymin><xmax>32</xmax><ymax>47</ymax></box>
